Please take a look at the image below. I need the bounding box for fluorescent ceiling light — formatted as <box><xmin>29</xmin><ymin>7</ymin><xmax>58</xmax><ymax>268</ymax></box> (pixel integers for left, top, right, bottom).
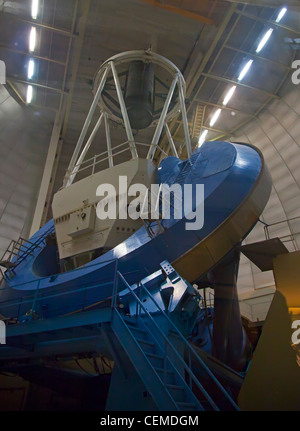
<box><xmin>222</xmin><ymin>85</ymin><xmax>236</xmax><ymax>106</ymax></box>
<box><xmin>27</xmin><ymin>59</ymin><xmax>35</xmax><ymax>79</ymax></box>
<box><xmin>209</xmin><ymin>108</ymin><xmax>221</xmax><ymax>127</ymax></box>
<box><xmin>237</xmin><ymin>59</ymin><xmax>253</xmax><ymax>81</ymax></box>
<box><xmin>29</xmin><ymin>27</ymin><xmax>36</xmax><ymax>52</ymax></box>
<box><xmin>26</xmin><ymin>85</ymin><xmax>33</xmax><ymax>104</ymax></box>
<box><xmin>256</xmin><ymin>28</ymin><xmax>273</xmax><ymax>53</ymax></box>
<box><xmin>198</xmin><ymin>130</ymin><xmax>208</xmax><ymax>147</ymax></box>
<box><xmin>275</xmin><ymin>7</ymin><xmax>287</xmax><ymax>23</ymax></box>
<box><xmin>31</xmin><ymin>0</ymin><xmax>39</xmax><ymax>20</ymax></box>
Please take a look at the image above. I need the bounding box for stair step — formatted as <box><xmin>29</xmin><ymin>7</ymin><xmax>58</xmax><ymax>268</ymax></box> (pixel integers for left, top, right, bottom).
<box><xmin>166</xmin><ymin>384</ymin><xmax>186</xmax><ymax>402</ymax></box>
<box><xmin>154</xmin><ymin>366</ymin><xmax>175</xmax><ymax>384</ymax></box>
<box><xmin>146</xmin><ymin>352</ymin><xmax>165</xmax><ymax>368</ymax></box>
<box><xmin>154</xmin><ymin>367</ymin><xmax>174</xmax><ymax>375</ymax></box>
<box><xmin>166</xmin><ymin>384</ymin><xmax>185</xmax><ymax>391</ymax></box>
<box><xmin>122</xmin><ymin>316</ymin><xmax>138</xmax><ymax>325</ymax></box>
<box><xmin>136</xmin><ymin>337</ymin><xmax>155</xmax><ymax>353</ymax></box>
<box><xmin>177</xmin><ymin>401</ymin><xmax>197</xmax><ymax>411</ymax></box>
<box><xmin>126</xmin><ymin>325</ymin><xmax>148</xmax><ymax>337</ymax></box>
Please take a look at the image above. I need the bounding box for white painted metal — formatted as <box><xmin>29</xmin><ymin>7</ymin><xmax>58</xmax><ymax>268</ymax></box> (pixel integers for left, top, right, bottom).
<box><xmin>29</xmin><ymin>110</ymin><xmax>62</xmax><ymax>236</ymax></box>
<box><xmin>63</xmin><ymin>65</ymin><xmax>111</xmax><ymax>187</ymax></box>
<box><xmin>104</xmin><ymin>113</ymin><xmax>113</xmax><ymax>168</ymax></box>
<box><xmin>66</xmin><ymin>113</ymin><xmax>104</xmax><ymax>187</ymax></box>
<box><xmin>164</xmin><ymin>123</ymin><xmax>178</xmax><ymax>158</ymax></box>
<box><xmin>110</xmin><ymin>61</ymin><xmax>138</xmax><ymax>159</ymax></box>
<box><xmin>147</xmin><ymin>75</ymin><xmax>178</xmax><ymax>160</ymax></box>
<box><xmin>52</xmin><ymin>158</ymin><xmax>156</xmax><ymax>260</ymax></box>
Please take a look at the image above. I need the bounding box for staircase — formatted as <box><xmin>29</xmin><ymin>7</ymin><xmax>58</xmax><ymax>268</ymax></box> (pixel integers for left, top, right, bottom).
<box><xmin>192</xmin><ymin>104</ymin><xmax>205</xmax><ymax>141</ymax></box>
<box><xmin>0</xmin><ymin>224</ymin><xmax>55</xmax><ymax>280</ymax></box>
<box><xmin>110</xmin><ymin>271</ymin><xmax>240</xmax><ymax>411</ymax></box>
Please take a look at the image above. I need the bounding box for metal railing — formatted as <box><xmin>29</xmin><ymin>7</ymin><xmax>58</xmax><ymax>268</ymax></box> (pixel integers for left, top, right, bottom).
<box><xmin>0</xmin><ymin>224</ymin><xmax>56</xmax><ymax>281</ymax></box>
<box><xmin>0</xmin><ymin>257</ymin><xmax>121</xmax><ymax>322</ymax></box>
<box><xmin>64</xmin><ymin>141</ymin><xmax>168</xmax><ymax>183</ymax></box>
<box><xmin>113</xmin><ymin>271</ymin><xmax>239</xmax><ymax>411</ymax></box>
<box><xmin>264</xmin><ymin>216</ymin><xmax>300</xmax><ymax>251</ymax></box>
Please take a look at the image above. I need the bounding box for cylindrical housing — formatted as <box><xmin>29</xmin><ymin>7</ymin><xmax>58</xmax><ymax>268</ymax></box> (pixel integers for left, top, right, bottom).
<box><xmin>125</xmin><ymin>60</ymin><xmax>154</xmax><ymax>129</ymax></box>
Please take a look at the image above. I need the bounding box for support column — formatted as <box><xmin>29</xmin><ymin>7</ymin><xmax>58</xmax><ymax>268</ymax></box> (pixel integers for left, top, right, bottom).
<box><xmin>29</xmin><ymin>112</ymin><xmax>62</xmax><ymax>237</ymax></box>
<box><xmin>209</xmin><ymin>249</ymin><xmax>249</xmax><ymax>370</ymax></box>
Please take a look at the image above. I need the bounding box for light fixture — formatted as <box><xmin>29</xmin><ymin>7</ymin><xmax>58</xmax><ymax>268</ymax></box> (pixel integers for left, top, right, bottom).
<box><xmin>198</xmin><ymin>130</ymin><xmax>208</xmax><ymax>147</ymax></box>
<box><xmin>27</xmin><ymin>59</ymin><xmax>35</xmax><ymax>79</ymax></box>
<box><xmin>26</xmin><ymin>85</ymin><xmax>33</xmax><ymax>104</ymax></box>
<box><xmin>222</xmin><ymin>85</ymin><xmax>236</xmax><ymax>106</ymax></box>
<box><xmin>209</xmin><ymin>108</ymin><xmax>221</xmax><ymax>127</ymax></box>
<box><xmin>31</xmin><ymin>0</ymin><xmax>39</xmax><ymax>20</ymax></box>
<box><xmin>256</xmin><ymin>28</ymin><xmax>273</xmax><ymax>53</ymax></box>
<box><xmin>275</xmin><ymin>7</ymin><xmax>287</xmax><ymax>23</ymax></box>
<box><xmin>237</xmin><ymin>59</ymin><xmax>253</xmax><ymax>81</ymax></box>
<box><xmin>29</xmin><ymin>26</ymin><xmax>36</xmax><ymax>52</ymax></box>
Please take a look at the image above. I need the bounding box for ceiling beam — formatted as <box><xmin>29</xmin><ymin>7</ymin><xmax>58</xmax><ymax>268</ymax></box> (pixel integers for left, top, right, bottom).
<box><xmin>201</xmin><ymin>72</ymin><xmax>280</xmax><ymax>99</ymax></box>
<box><xmin>194</xmin><ymin>99</ymin><xmax>255</xmax><ymax>118</ymax></box>
<box><xmin>6</xmin><ymin>79</ymin><xmax>57</xmax><ymax>111</ymax></box>
<box><xmin>61</xmin><ymin>0</ymin><xmax>92</xmax><ymax>138</ymax></box>
<box><xmin>235</xmin><ymin>9</ymin><xmax>300</xmax><ymax>34</ymax></box>
<box><xmin>7</xmin><ymin>77</ymin><xmax>67</xmax><ymax>94</ymax></box>
<box><xmin>224</xmin><ymin>44</ymin><xmax>292</xmax><ymax>71</ymax></box>
<box><xmin>0</xmin><ymin>44</ymin><xmax>66</xmax><ymax>66</ymax></box>
<box><xmin>225</xmin><ymin>0</ymin><xmax>300</xmax><ymax>8</ymax></box>
<box><xmin>3</xmin><ymin>15</ymin><xmax>75</xmax><ymax>38</ymax></box>
<box><xmin>156</xmin><ymin>3</ymin><xmax>239</xmax><ymax>162</ymax></box>
<box><xmin>136</xmin><ymin>0</ymin><xmax>214</xmax><ymax>24</ymax></box>
<box><xmin>211</xmin><ymin>50</ymin><xmax>296</xmax><ymax>142</ymax></box>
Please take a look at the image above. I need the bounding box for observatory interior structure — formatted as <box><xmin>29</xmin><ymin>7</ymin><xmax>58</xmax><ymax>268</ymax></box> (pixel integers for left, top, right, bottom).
<box><xmin>0</xmin><ymin>0</ymin><xmax>300</xmax><ymax>413</ymax></box>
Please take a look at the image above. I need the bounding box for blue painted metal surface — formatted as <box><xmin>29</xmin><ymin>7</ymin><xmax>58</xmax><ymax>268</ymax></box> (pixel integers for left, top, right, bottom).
<box><xmin>0</xmin><ymin>141</ymin><xmax>271</xmax><ymax>320</ymax></box>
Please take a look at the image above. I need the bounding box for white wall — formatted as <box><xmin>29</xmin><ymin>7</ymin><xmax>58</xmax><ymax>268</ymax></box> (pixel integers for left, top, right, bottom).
<box><xmin>233</xmin><ymin>81</ymin><xmax>300</xmax><ymax>317</ymax></box>
<box><xmin>0</xmin><ymin>85</ymin><xmax>54</xmax><ymax>256</ymax></box>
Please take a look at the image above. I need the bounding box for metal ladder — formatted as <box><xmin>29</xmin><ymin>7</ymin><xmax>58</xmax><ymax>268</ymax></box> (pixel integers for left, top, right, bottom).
<box><xmin>110</xmin><ymin>271</ymin><xmax>240</xmax><ymax>411</ymax></box>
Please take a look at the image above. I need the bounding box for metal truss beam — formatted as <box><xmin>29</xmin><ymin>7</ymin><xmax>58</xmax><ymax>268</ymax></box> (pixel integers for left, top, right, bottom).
<box><xmin>6</xmin><ymin>79</ymin><xmax>58</xmax><ymax>112</ymax></box>
<box><xmin>224</xmin><ymin>44</ymin><xmax>292</xmax><ymax>71</ymax></box>
<box><xmin>5</xmin><ymin>15</ymin><xmax>75</xmax><ymax>38</ymax></box>
<box><xmin>0</xmin><ymin>44</ymin><xmax>66</xmax><ymax>66</ymax></box>
<box><xmin>61</xmin><ymin>0</ymin><xmax>92</xmax><ymax>138</ymax></box>
<box><xmin>235</xmin><ymin>9</ymin><xmax>300</xmax><ymax>35</ymax></box>
<box><xmin>225</xmin><ymin>0</ymin><xmax>300</xmax><ymax>6</ymax></box>
<box><xmin>201</xmin><ymin>72</ymin><xmax>280</xmax><ymax>99</ymax></box>
<box><xmin>136</xmin><ymin>0</ymin><xmax>214</xmax><ymax>24</ymax></box>
<box><xmin>194</xmin><ymin>99</ymin><xmax>255</xmax><ymax>118</ymax></box>
<box><xmin>157</xmin><ymin>3</ymin><xmax>239</xmax><ymax>162</ymax></box>
<box><xmin>211</xmin><ymin>51</ymin><xmax>296</xmax><ymax>142</ymax></box>
<box><xmin>7</xmin><ymin>77</ymin><xmax>67</xmax><ymax>94</ymax></box>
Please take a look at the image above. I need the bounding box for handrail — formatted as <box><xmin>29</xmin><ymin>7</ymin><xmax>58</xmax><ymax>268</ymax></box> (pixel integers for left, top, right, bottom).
<box><xmin>64</xmin><ymin>140</ymin><xmax>170</xmax><ymax>182</ymax></box>
<box><xmin>115</xmin><ymin>272</ymin><xmax>218</xmax><ymax>411</ymax></box>
<box><xmin>0</xmin><ymin>256</ymin><xmax>119</xmax><ymax>291</ymax></box>
<box><xmin>0</xmin><ymin>258</ymin><xmax>120</xmax><ymax>320</ymax></box>
<box><xmin>140</xmin><ymin>281</ymin><xmax>239</xmax><ymax>410</ymax></box>
<box><xmin>116</xmin><ymin>271</ymin><xmax>239</xmax><ymax>411</ymax></box>
<box><xmin>264</xmin><ymin>216</ymin><xmax>300</xmax><ymax>251</ymax></box>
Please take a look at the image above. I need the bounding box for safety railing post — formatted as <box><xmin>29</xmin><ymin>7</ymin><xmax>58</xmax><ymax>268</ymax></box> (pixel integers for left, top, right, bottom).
<box><xmin>29</xmin><ymin>279</ymin><xmax>40</xmax><ymax>321</ymax></box>
<box><xmin>111</xmin><ymin>259</ymin><xmax>119</xmax><ymax>310</ymax></box>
